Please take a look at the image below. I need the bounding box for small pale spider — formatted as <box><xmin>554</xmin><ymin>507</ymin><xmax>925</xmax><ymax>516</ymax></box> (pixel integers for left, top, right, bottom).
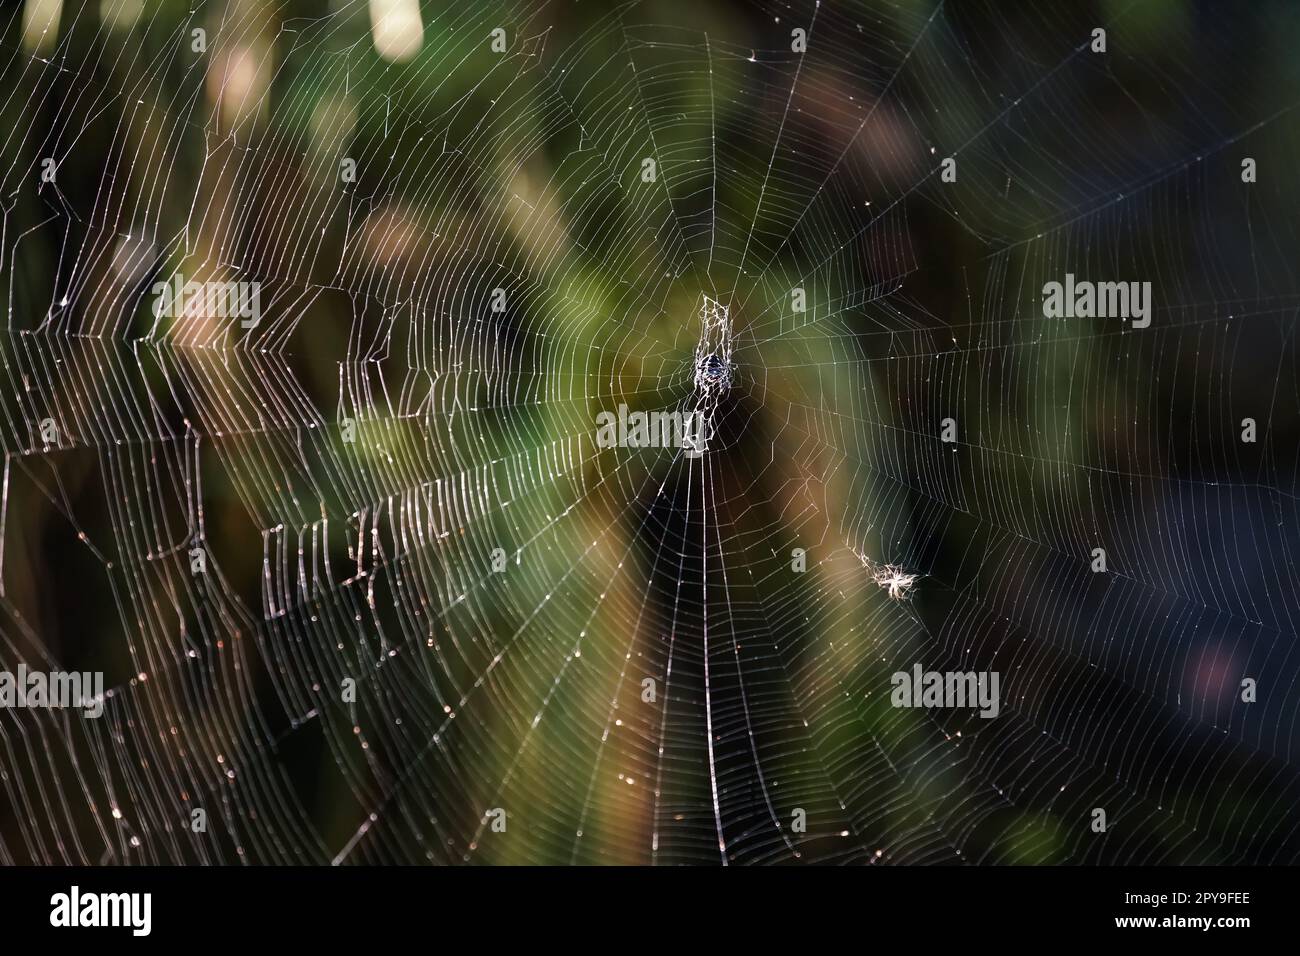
<box><xmin>873</xmin><ymin>565</ymin><xmax>919</xmax><ymax>601</ymax></box>
<box><xmin>854</xmin><ymin>552</ymin><xmax>920</xmax><ymax>601</ymax></box>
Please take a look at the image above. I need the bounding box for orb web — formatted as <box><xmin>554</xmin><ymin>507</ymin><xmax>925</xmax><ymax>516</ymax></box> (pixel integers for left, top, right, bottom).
<box><xmin>0</xmin><ymin>0</ymin><xmax>1298</xmax><ymax>867</ymax></box>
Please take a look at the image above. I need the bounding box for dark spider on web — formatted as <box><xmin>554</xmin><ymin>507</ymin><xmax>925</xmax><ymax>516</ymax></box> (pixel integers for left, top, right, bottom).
<box><xmin>700</xmin><ymin>353</ymin><xmax>728</xmax><ymax>382</ymax></box>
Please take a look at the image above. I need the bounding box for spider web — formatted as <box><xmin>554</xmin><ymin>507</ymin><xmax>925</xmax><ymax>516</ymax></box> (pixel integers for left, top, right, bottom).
<box><xmin>1</xmin><ymin>0</ymin><xmax>1299</xmax><ymax>866</ymax></box>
